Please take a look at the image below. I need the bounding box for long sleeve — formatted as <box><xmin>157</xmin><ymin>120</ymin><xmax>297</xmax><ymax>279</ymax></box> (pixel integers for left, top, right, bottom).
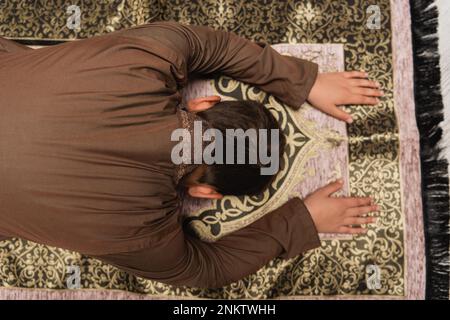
<box><xmin>116</xmin><ymin>21</ymin><xmax>319</xmax><ymax>109</ymax></box>
<box><xmin>93</xmin><ymin>197</ymin><xmax>320</xmax><ymax>288</ymax></box>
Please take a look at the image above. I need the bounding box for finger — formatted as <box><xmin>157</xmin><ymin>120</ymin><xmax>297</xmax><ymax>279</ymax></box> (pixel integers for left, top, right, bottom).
<box><xmin>343</xmin><ymin>196</ymin><xmax>373</xmax><ymax>207</ymax></box>
<box><xmin>319</xmin><ymin>179</ymin><xmax>344</xmax><ymax>196</ymax></box>
<box><xmin>343</xmin><ymin>71</ymin><xmax>368</xmax><ymax>79</ymax></box>
<box><xmin>348</xmin><ymin>94</ymin><xmax>379</xmax><ymax>105</ymax></box>
<box><xmin>344</xmin><ymin>216</ymin><xmax>377</xmax><ymax>225</ymax></box>
<box><xmin>189</xmin><ymin>96</ymin><xmax>221</xmax><ymax>104</ymax></box>
<box><xmin>345</xmin><ymin>204</ymin><xmax>380</xmax><ymax>217</ymax></box>
<box><xmin>326</xmin><ymin>105</ymin><xmax>353</xmax><ymax>123</ymax></box>
<box><xmin>351</xmin><ymin>88</ymin><xmax>384</xmax><ymax>97</ymax></box>
<box><xmin>338</xmin><ymin>226</ymin><xmax>367</xmax><ymax>234</ymax></box>
<box><xmin>205</xmin><ymin>95</ymin><xmax>222</xmax><ymax>102</ymax></box>
<box><xmin>350</xmin><ymin>79</ymin><xmax>380</xmax><ymax>88</ymax></box>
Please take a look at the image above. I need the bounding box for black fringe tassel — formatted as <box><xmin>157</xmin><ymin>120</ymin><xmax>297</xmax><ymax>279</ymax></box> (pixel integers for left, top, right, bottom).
<box><xmin>410</xmin><ymin>0</ymin><xmax>450</xmax><ymax>300</ymax></box>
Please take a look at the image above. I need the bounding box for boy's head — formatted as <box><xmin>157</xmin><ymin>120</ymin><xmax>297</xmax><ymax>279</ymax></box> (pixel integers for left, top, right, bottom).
<box><xmin>179</xmin><ymin>96</ymin><xmax>286</xmax><ymax>199</ymax></box>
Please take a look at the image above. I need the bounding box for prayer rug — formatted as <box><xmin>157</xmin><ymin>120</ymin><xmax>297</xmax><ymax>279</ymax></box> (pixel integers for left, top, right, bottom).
<box><xmin>0</xmin><ymin>0</ymin><xmax>428</xmax><ymax>299</ymax></box>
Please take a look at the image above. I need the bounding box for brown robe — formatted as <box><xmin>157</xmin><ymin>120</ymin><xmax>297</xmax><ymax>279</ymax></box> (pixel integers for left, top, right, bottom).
<box><xmin>0</xmin><ymin>21</ymin><xmax>320</xmax><ymax>288</ymax></box>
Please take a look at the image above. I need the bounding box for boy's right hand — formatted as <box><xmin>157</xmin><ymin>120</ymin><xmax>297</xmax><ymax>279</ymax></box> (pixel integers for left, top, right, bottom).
<box><xmin>303</xmin><ymin>179</ymin><xmax>379</xmax><ymax>234</ymax></box>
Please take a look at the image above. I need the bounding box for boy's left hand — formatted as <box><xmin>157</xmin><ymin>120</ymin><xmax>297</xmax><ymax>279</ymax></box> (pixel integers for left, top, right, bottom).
<box><xmin>307</xmin><ymin>71</ymin><xmax>383</xmax><ymax>124</ymax></box>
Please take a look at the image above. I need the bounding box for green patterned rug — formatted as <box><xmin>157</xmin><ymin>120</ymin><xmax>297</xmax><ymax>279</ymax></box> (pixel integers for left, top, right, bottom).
<box><xmin>0</xmin><ymin>0</ymin><xmax>425</xmax><ymax>299</ymax></box>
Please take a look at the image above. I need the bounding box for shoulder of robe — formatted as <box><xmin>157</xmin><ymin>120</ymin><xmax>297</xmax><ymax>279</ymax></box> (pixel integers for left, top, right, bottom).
<box><xmin>111</xmin><ymin>33</ymin><xmax>188</xmax><ymax>87</ymax></box>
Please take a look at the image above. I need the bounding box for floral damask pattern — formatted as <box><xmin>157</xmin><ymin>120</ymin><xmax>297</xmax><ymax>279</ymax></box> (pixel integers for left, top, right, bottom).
<box><xmin>0</xmin><ymin>0</ymin><xmax>402</xmax><ymax>298</ymax></box>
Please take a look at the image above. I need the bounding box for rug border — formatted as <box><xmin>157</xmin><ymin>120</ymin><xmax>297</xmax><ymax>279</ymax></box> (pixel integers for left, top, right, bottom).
<box><xmin>0</xmin><ymin>0</ymin><xmax>423</xmax><ymax>300</ymax></box>
<box><xmin>391</xmin><ymin>0</ymin><xmax>426</xmax><ymax>299</ymax></box>
<box><xmin>0</xmin><ymin>286</ymin><xmax>407</xmax><ymax>300</ymax></box>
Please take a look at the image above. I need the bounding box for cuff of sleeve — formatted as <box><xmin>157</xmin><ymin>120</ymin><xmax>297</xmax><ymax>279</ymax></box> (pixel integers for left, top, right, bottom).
<box><xmin>278</xmin><ymin>197</ymin><xmax>321</xmax><ymax>259</ymax></box>
<box><xmin>285</xmin><ymin>58</ymin><xmax>319</xmax><ymax>110</ymax></box>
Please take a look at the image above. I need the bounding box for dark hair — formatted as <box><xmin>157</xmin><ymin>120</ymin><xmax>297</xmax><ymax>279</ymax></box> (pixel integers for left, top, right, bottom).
<box><xmin>194</xmin><ymin>100</ymin><xmax>286</xmax><ymax>196</ymax></box>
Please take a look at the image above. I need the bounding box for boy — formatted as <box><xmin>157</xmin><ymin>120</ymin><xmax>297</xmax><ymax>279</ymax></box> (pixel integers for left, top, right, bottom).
<box><xmin>0</xmin><ymin>21</ymin><xmax>381</xmax><ymax>287</ymax></box>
